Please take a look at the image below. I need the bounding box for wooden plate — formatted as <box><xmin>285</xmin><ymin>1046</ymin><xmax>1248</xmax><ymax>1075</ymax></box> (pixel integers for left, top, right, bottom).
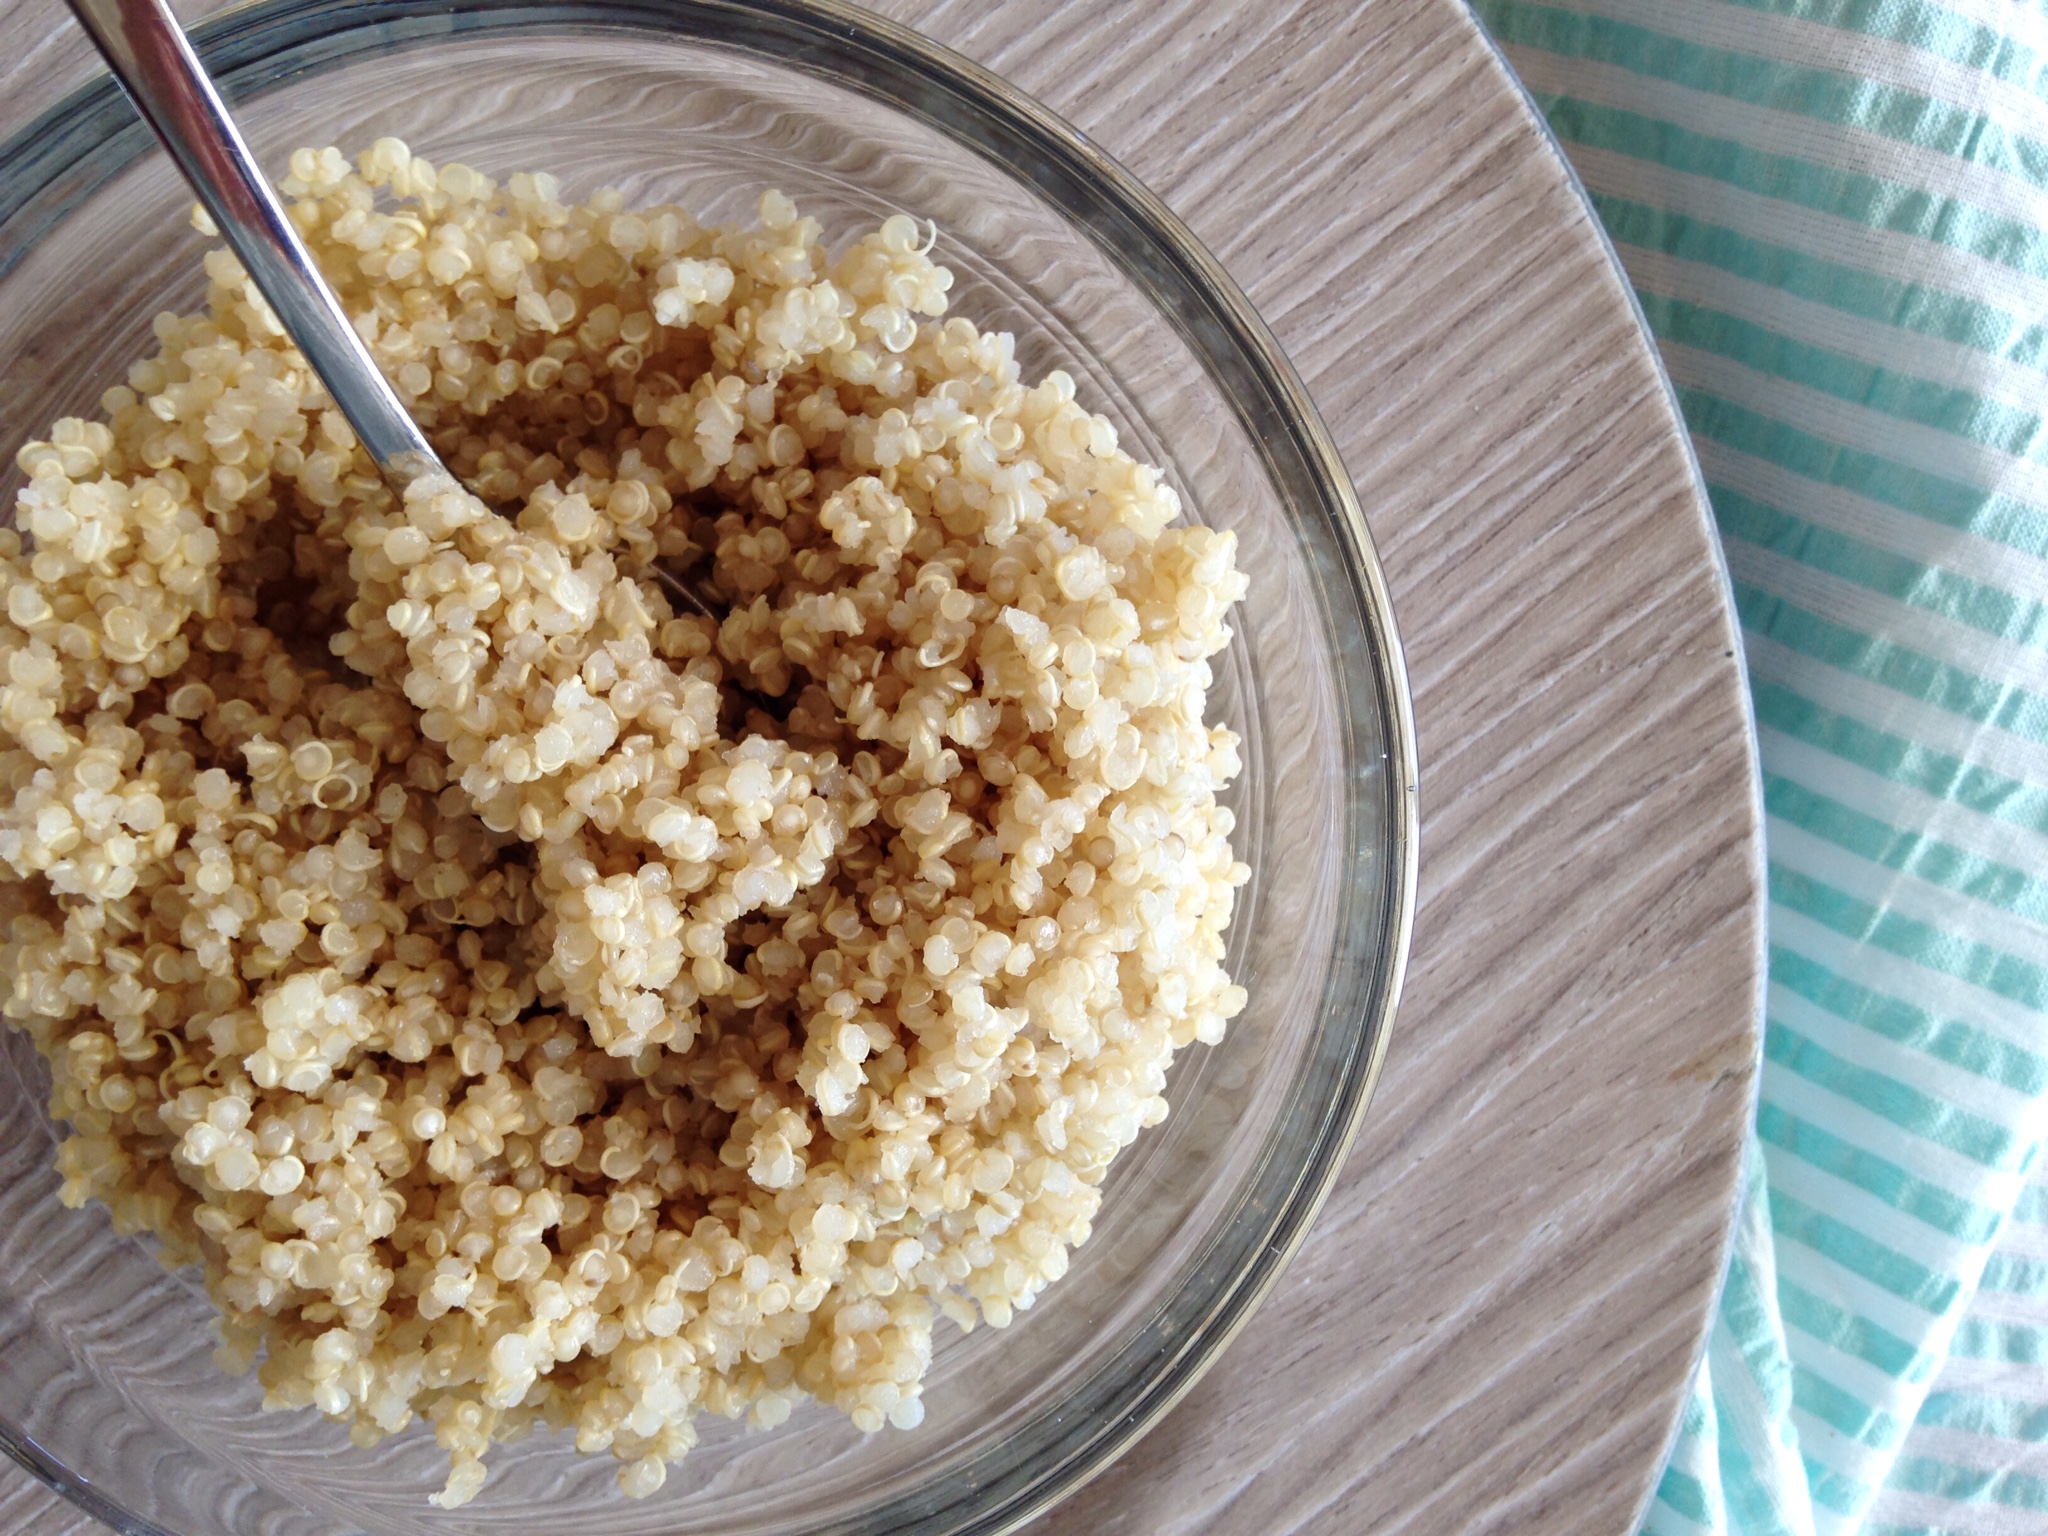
<box><xmin>0</xmin><ymin>2</ymin><xmax>1763</xmax><ymax>1532</ymax></box>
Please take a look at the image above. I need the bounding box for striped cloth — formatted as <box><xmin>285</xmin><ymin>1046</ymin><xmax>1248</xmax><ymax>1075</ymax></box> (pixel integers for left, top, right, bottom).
<box><xmin>1468</xmin><ymin>4</ymin><xmax>2048</xmax><ymax>1535</ymax></box>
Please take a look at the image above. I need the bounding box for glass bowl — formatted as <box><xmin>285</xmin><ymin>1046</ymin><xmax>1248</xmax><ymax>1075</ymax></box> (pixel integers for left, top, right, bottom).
<box><xmin>0</xmin><ymin>2</ymin><xmax>1417</xmax><ymax>1533</ymax></box>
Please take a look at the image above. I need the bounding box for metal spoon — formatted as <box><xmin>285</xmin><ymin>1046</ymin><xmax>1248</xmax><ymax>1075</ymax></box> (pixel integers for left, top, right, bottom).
<box><xmin>63</xmin><ymin>0</ymin><xmax>721</xmax><ymax>621</ymax></box>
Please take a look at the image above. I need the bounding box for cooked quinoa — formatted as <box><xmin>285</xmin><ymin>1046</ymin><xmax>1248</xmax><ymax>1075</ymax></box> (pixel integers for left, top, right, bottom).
<box><xmin>0</xmin><ymin>138</ymin><xmax>1249</xmax><ymax>1506</ymax></box>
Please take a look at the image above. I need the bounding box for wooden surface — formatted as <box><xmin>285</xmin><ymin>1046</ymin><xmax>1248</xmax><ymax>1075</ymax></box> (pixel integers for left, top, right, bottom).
<box><xmin>0</xmin><ymin>0</ymin><xmax>1766</xmax><ymax>1532</ymax></box>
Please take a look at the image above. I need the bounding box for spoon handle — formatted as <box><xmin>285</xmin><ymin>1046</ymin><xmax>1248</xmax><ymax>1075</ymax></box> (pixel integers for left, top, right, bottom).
<box><xmin>64</xmin><ymin>0</ymin><xmax>439</xmax><ymax>483</ymax></box>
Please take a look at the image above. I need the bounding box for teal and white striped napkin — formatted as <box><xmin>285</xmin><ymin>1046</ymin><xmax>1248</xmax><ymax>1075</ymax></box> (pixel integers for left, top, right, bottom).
<box><xmin>1468</xmin><ymin>3</ymin><xmax>2048</xmax><ymax>1534</ymax></box>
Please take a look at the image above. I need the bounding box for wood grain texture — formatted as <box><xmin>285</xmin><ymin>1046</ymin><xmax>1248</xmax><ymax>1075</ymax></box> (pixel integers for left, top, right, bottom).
<box><xmin>0</xmin><ymin>1</ymin><xmax>1766</xmax><ymax>1533</ymax></box>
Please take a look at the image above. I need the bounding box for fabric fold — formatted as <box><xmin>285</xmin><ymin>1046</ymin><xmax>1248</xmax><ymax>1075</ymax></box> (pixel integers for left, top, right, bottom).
<box><xmin>1472</xmin><ymin>2</ymin><xmax>2048</xmax><ymax>1531</ymax></box>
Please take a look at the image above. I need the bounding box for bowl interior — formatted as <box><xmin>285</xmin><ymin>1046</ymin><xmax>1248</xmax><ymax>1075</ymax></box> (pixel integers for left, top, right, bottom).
<box><xmin>0</xmin><ymin>7</ymin><xmax>1410</xmax><ymax>1535</ymax></box>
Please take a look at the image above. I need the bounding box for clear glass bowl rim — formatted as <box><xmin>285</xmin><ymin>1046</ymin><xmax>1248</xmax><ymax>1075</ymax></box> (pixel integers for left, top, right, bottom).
<box><xmin>0</xmin><ymin>3</ymin><xmax>1420</xmax><ymax>1533</ymax></box>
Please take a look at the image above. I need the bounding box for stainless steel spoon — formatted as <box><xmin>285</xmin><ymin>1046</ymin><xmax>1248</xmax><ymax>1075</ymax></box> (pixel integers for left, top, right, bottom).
<box><xmin>63</xmin><ymin>0</ymin><xmax>720</xmax><ymax>620</ymax></box>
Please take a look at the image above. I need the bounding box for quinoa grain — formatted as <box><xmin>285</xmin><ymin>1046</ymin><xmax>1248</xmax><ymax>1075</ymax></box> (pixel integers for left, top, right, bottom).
<box><xmin>0</xmin><ymin>142</ymin><xmax>1249</xmax><ymax>1506</ymax></box>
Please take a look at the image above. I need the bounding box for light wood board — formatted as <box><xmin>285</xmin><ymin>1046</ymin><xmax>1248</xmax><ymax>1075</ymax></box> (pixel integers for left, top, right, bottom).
<box><xmin>0</xmin><ymin>0</ymin><xmax>1766</xmax><ymax>1532</ymax></box>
